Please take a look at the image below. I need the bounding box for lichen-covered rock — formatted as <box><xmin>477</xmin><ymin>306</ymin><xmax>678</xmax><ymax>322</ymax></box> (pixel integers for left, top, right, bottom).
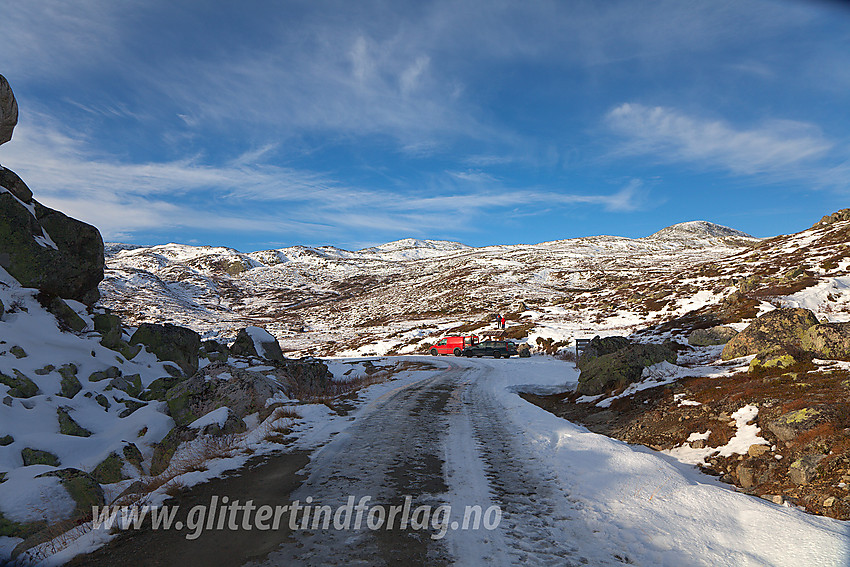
<box><xmin>801</xmin><ymin>322</ymin><xmax>850</xmax><ymax>361</ymax></box>
<box><xmin>201</xmin><ymin>339</ymin><xmax>229</xmax><ymax>362</ymax></box>
<box><xmin>92</xmin><ymin>452</ymin><xmax>127</xmax><ymax>484</ymax></box>
<box><xmin>109</xmin><ymin>373</ymin><xmax>142</xmax><ymax>398</ymax></box>
<box><xmin>36</xmin><ymin>468</ymin><xmax>104</xmax><ymax>518</ymax></box>
<box><xmin>9</xmin><ymin>345</ymin><xmax>26</xmax><ymax>358</ymax></box>
<box><xmin>0</xmin><ymin>434</ymin><xmax>13</xmax><ymax>446</ymax></box>
<box><xmin>93</xmin><ymin>312</ymin><xmax>123</xmax><ymax>349</ymax></box>
<box><xmin>767</xmin><ymin>407</ymin><xmax>826</xmax><ymax>443</ymax></box>
<box><xmin>58</xmin><ymin>371</ymin><xmax>82</xmax><ymax>399</ymax></box>
<box><xmin>57</xmin><ymin>407</ymin><xmax>92</xmax><ymax>437</ymax></box>
<box><xmin>122</xmin><ymin>443</ymin><xmax>144</xmax><ymax>472</ymax></box>
<box><xmin>20</xmin><ymin>448</ymin><xmax>60</xmax><ymax>467</ymax></box>
<box><xmin>577</xmin><ymin>342</ymin><xmax>678</xmax><ymax>396</ymax></box>
<box><xmin>165</xmin><ymin>364</ymin><xmax>285</xmax><ymax>427</ymax></box>
<box><xmin>0</xmin><ymin>190</ymin><xmax>105</xmax><ymax>305</ymax></box>
<box><xmin>789</xmin><ymin>454</ymin><xmax>825</xmax><ymax>485</ymax></box>
<box><xmin>150</xmin><ymin>426</ymin><xmax>198</xmax><ymax>476</ymax></box>
<box><xmin>0</xmin><ymin>370</ymin><xmax>39</xmax><ymax>398</ymax></box>
<box><xmin>130</xmin><ymin>323</ymin><xmax>200</xmax><ymax>375</ymax></box>
<box><xmin>721</xmin><ymin>308</ymin><xmax>819</xmax><ymax>360</ymax></box>
<box><xmin>88</xmin><ymin>365</ymin><xmax>121</xmax><ymax>382</ymax></box>
<box><xmin>230</xmin><ymin>326</ymin><xmax>284</xmax><ymax>362</ymax></box>
<box><xmin>141</xmin><ymin>375</ymin><xmax>185</xmax><ymax>402</ymax></box>
<box><xmin>577</xmin><ymin>335</ymin><xmax>631</xmax><ymax>370</ymax></box>
<box><xmin>44</xmin><ymin>295</ymin><xmax>87</xmax><ymax>332</ymax></box>
<box><xmin>748</xmin><ymin>344</ymin><xmax>810</xmax><ymax>375</ymax></box>
<box><xmin>0</xmin><ymin>74</ymin><xmax>17</xmax><ymax>146</ymax></box>
<box><xmin>688</xmin><ymin>325</ymin><xmax>738</xmax><ymax>346</ymax></box>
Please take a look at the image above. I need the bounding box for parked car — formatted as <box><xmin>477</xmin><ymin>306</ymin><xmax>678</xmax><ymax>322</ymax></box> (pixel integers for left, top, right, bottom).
<box><xmin>462</xmin><ymin>340</ymin><xmax>517</xmax><ymax>358</ymax></box>
<box><xmin>429</xmin><ymin>335</ymin><xmax>479</xmax><ymax>356</ymax></box>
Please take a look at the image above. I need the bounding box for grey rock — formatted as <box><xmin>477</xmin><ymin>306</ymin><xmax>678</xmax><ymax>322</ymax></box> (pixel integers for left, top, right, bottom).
<box><xmin>130</xmin><ymin>323</ymin><xmax>200</xmax><ymax>375</ymax></box>
<box><xmin>0</xmin><ymin>74</ymin><xmax>17</xmax><ymax>146</ymax></box>
<box><xmin>688</xmin><ymin>325</ymin><xmax>738</xmax><ymax>346</ymax></box>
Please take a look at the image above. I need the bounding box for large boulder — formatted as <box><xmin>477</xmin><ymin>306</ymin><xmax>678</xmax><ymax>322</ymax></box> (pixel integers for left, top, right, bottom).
<box><xmin>720</xmin><ymin>308</ymin><xmax>819</xmax><ymax>360</ymax></box>
<box><xmin>130</xmin><ymin>323</ymin><xmax>201</xmax><ymax>375</ymax></box>
<box><xmin>0</xmin><ymin>74</ymin><xmax>17</xmax><ymax>146</ymax></box>
<box><xmin>801</xmin><ymin>322</ymin><xmax>850</xmax><ymax>361</ymax></box>
<box><xmin>577</xmin><ymin>342</ymin><xmax>677</xmax><ymax>396</ymax></box>
<box><xmin>230</xmin><ymin>326</ymin><xmax>285</xmax><ymax>362</ymax></box>
<box><xmin>0</xmin><ymin>188</ymin><xmax>104</xmax><ymax>305</ymax></box>
<box><xmin>164</xmin><ymin>362</ymin><xmax>286</xmax><ymax>427</ymax></box>
<box><xmin>577</xmin><ymin>335</ymin><xmax>631</xmax><ymax>370</ymax></box>
<box><xmin>747</xmin><ymin>344</ymin><xmax>810</xmax><ymax>375</ymax></box>
<box><xmin>688</xmin><ymin>325</ymin><xmax>738</xmax><ymax>346</ymax></box>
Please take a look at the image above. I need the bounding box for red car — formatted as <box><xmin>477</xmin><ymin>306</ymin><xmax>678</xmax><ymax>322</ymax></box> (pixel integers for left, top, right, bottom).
<box><xmin>429</xmin><ymin>335</ymin><xmax>479</xmax><ymax>356</ymax></box>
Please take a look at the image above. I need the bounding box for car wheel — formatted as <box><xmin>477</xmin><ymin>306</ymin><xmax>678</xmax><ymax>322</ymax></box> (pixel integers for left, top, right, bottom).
<box><xmin>454</xmin><ymin>348</ymin><xmax>461</xmax><ymax>356</ymax></box>
<box><xmin>430</xmin><ymin>349</ymin><xmax>438</xmax><ymax>356</ymax></box>
<box><xmin>494</xmin><ymin>351</ymin><xmax>501</xmax><ymax>359</ymax></box>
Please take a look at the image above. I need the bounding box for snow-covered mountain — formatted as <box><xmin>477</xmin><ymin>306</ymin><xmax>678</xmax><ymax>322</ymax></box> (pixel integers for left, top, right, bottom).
<box><xmin>99</xmin><ymin>221</ymin><xmax>770</xmax><ymax>357</ymax></box>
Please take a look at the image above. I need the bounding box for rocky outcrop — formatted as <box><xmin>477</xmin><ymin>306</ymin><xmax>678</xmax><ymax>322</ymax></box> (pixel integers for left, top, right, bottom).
<box><xmin>230</xmin><ymin>326</ymin><xmax>284</xmax><ymax>362</ymax></box>
<box><xmin>164</xmin><ymin>363</ymin><xmax>285</xmax><ymax>427</ymax></box>
<box><xmin>0</xmin><ymin>77</ymin><xmax>105</xmax><ymax>305</ymax></box>
<box><xmin>747</xmin><ymin>344</ymin><xmax>811</xmax><ymax>375</ymax></box>
<box><xmin>801</xmin><ymin>322</ymin><xmax>850</xmax><ymax>361</ymax></box>
<box><xmin>814</xmin><ymin>208</ymin><xmax>850</xmax><ymax>228</ymax></box>
<box><xmin>130</xmin><ymin>323</ymin><xmax>201</xmax><ymax>375</ymax></box>
<box><xmin>577</xmin><ymin>335</ymin><xmax>630</xmax><ymax>370</ymax></box>
<box><xmin>0</xmin><ymin>75</ymin><xmax>17</xmax><ymax>146</ymax></box>
<box><xmin>688</xmin><ymin>325</ymin><xmax>738</xmax><ymax>346</ymax></box>
<box><xmin>0</xmin><ymin>189</ymin><xmax>105</xmax><ymax>305</ymax></box>
<box><xmin>721</xmin><ymin>308</ymin><xmax>819</xmax><ymax>360</ymax></box>
<box><xmin>577</xmin><ymin>342</ymin><xmax>677</xmax><ymax>396</ymax></box>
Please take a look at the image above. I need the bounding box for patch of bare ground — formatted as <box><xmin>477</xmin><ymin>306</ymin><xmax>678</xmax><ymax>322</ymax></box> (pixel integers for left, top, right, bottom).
<box><xmin>522</xmin><ymin>366</ymin><xmax>850</xmax><ymax>520</ymax></box>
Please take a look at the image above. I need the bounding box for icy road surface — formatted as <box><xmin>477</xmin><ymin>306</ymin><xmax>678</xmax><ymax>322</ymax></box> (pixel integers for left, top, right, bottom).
<box><xmin>252</xmin><ymin>357</ymin><xmax>850</xmax><ymax>566</ymax></box>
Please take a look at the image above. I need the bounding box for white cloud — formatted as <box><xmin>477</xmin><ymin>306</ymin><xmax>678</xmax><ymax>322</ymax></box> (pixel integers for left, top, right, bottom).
<box><xmin>605</xmin><ymin>103</ymin><xmax>834</xmax><ymax>177</ymax></box>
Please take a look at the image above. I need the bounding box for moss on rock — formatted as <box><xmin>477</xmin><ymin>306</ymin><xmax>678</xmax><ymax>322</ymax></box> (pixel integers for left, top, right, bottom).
<box><xmin>92</xmin><ymin>452</ymin><xmax>126</xmax><ymax>484</ymax></box>
<box><xmin>20</xmin><ymin>448</ymin><xmax>60</xmax><ymax>467</ymax></box>
<box><xmin>0</xmin><ymin>369</ymin><xmax>39</xmax><ymax>398</ymax></box>
<box><xmin>57</xmin><ymin>407</ymin><xmax>92</xmax><ymax>437</ymax></box>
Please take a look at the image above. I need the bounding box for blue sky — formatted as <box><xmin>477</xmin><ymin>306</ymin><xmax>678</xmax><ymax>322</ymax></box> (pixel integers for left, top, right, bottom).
<box><xmin>1</xmin><ymin>0</ymin><xmax>849</xmax><ymax>251</ymax></box>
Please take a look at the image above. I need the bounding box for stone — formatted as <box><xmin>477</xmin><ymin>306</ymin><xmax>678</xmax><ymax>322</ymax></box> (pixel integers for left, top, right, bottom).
<box><xmin>721</xmin><ymin>308</ymin><xmax>819</xmax><ymax>360</ymax></box>
<box><xmin>93</xmin><ymin>312</ymin><xmax>123</xmax><ymax>349</ymax></box>
<box><xmin>577</xmin><ymin>335</ymin><xmax>631</xmax><ymax>370</ymax></box>
<box><xmin>141</xmin><ymin>375</ymin><xmax>185</xmax><ymax>402</ymax></box>
<box><xmin>0</xmin><ymin>190</ymin><xmax>105</xmax><ymax>305</ymax></box>
<box><xmin>230</xmin><ymin>326</ymin><xmax>285</xmax><ymax>362</ymax></box>
<box><xmin>150</xmin><ymin>426</ymin><xmax>199</xmax><ymax>476</ymax></box>
<box><xmin>92</xmin><ymin>452</ymin><xmax>126</xmax><ymax>484</ymax></box>
<box><xmin>736</xmin><ymin>463</ymin><xmax>756</xmax><ymax>489</ymax></box>
<box><xmin>122</xmin><ymin>443</ymin><xmax>144</xmax><ymax>472</ymax></box>
<box><xmin>577</xmin><ymin>342</ymin><xmax>677</xmax><ymax>396</ymax></box>
<box><xmin>789</xmin><ymin>454</ymin><xmax>824</xmax><ymax>485</ymax></box>
<box><xmin>20</xmin><ymin>448</ymin><xmax>60</xmax><ymax>467</ymax></box>
<box><xmin>0</xmin><ymin>370</ymin><xmax>39</xmax><ymax>398</ymax></box>
<box><xmin>118</xmin><ymin>399</ymin><xmax>146</xmax><ymax>418</ymax></box>
<box><xmin>130</xmin><ymin>323</ymin><xmax>200</xmax><ymax>375</ymax></box>
<box><xmin>748</xmin><ymin>344</ymin><xmax>810</xmax><ymax>375</ymax></box>
<box><xmin>688</xmin><ymin>325</ymin><xmax>739</xmax><ymax>346</ymax></box>
<box><xmin>801</xmin><ymin>322</ymin><xmax>850</xmax><ymax>361</ymax></box>
<box><xmin>165</xmin><ymin>363</ymin><xmax>287</xmax><ymax>427</ymax></box>
<box><xmin>88</xmin><ymin>365</ymin><xmax>121</xmax><ymax>382</ymax></box>
<box><xmin>57</xmin><ymin>407</ymin><xmax>92</xmax><ymax>437</ymax></box>
<box><xmin>58</xmin><ymin>370</ymin><xmax>82</xmax><ymax>399</ymax></box>
<box><xmin>0</xmin><ymin>435</ymin><xmax>13</xmax><ymax>446</ymax></box>
<box><xmin>824</xmin><ymin>496</ymin><xmax>836</xmax><ymax>507</ymax></box>
<box><xmin>767</xmin><ymin>407</ymin><xmax>825</xmax><ymax>443</ymax></box>
<box><xmin>748</xmin><ymin>444</ymin><xmax>770</xmax><ymax>458</ymax></box>
<box><xmin>201</xmin><ymin>340</ymin><xmax>229</xmax><ymax>362</ymax></box>
<box><xmin>95</xmin><ymin>393</ymin><xmax>110</xmax><ymax>410</ymax></box>
<box><xmin>517</xmin><ymin>343</ymin><xmax>531</xmax><ymax>358</ymax></box>
<box><xmin>36</xmin><ymin>468</ymin><xmax>104</xmax><ymax>519</ymax></box>
<box><xmin>9</xmin><ymin>345</ymin><xmax>26</xmax><ymax>358</ymax></box>
<box><xmin>109</xmin><ymin>373</ymin><xmax>142</xmax><ymax>398</ymax></box>
<box><xmin>0</xmin><ymin>75</ymin><xmax>17</xmax><ymax>146</ymax></box>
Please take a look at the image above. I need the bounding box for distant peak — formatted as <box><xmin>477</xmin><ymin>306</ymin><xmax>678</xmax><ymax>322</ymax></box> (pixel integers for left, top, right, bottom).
<box><xmin>647</xmin><ymin>220</ymin><xmax>754</xmax><ymax>241</ymax></box>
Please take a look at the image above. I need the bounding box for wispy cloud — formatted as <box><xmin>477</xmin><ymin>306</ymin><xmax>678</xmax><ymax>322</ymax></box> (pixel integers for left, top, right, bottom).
<box><xmin>1</xmin><ymin>115</ymin><xmax>641</xmax><ymax>243</ymax></box>
<box><xmin>605</xmin><ymin>103</ymin><xmax>835</xmax><ymax>178</ymax></box>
